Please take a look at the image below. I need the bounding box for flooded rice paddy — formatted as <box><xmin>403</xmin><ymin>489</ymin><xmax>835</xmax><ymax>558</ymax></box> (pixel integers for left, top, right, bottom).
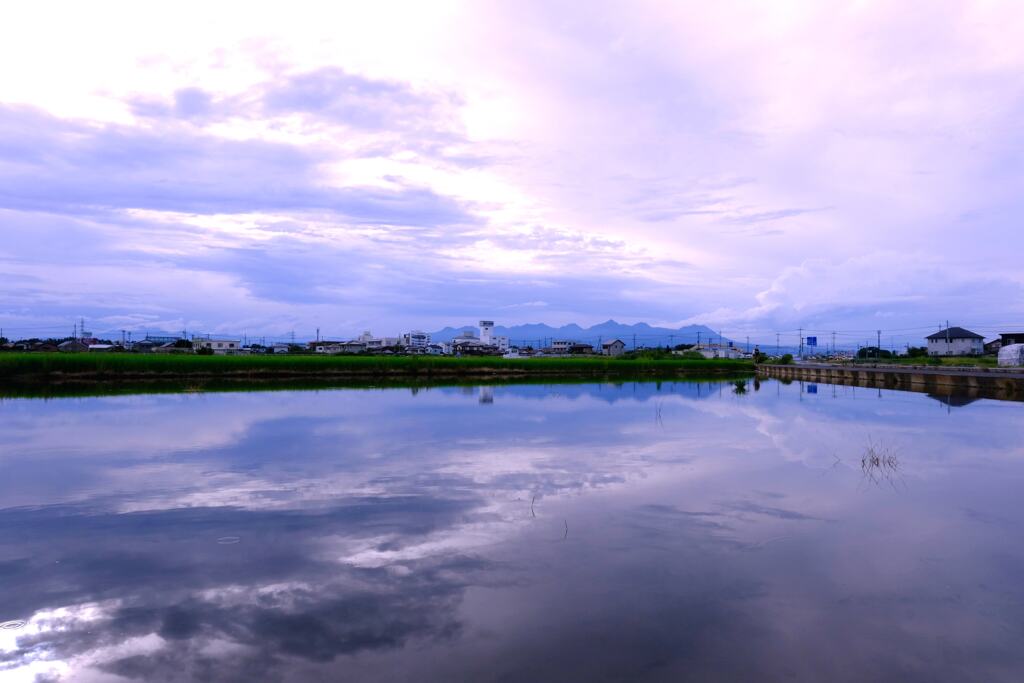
<box><xmin>1</xmin><ymin>379</ymin><xmax>1023</xmax><ymax>681</ymax></box>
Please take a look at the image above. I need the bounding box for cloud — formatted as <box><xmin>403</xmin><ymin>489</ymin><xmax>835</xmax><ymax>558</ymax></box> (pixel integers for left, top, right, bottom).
<box><xmin>0</xmin><ymin>105</ymin><xmax>474</xmax><ymax>225</ymax></box>
<box><xmin>3</xmin><ymin>2</ymin><xmax>1024</xmax><ymax>336</ymax></box>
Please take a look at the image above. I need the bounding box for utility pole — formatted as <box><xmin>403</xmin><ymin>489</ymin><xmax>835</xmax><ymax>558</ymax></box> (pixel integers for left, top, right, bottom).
<box><xmin>877</xmin><ymin>330</ymin><xmax>881</xmax><ymax>360</ymax></box>
<box><xmin>746</xmin><ymin>336</ymin><xmax>749</xmax><ymax>353</ymax></box>
<box><xmin>632</xmin><ymin>333</ymin><xmax>637</xmax><ymax>350</ymax></box>
<box><xmin>776</xmin><ymin>332</ymin><xmax>780</xmax><ymax>355</ymax></box>
<box><xmin>316</xmin><ymin>327</ymin><xmax>320</xmax><ymax>343</ymax></box>
<box><xmin>799</xmin><ymin>327</ymin><xmax>803</xmax><ymax>357</ymax></box>
<box><xmin>945</xmin><ymin>320</ymin><xmax>950</xmax><ymax>354</ymax></box>
<box><xmin>832</xmin><ymin>331</ymin><xmax>836</xmax><ymax>356</ymax></box>
<box><xmin>697</xmin><ymin>330</ymin><xmax>701</xmax><ymax>347</ymax></box>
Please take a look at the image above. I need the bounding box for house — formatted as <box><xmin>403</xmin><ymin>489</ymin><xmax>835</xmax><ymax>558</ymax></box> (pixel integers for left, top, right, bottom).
<box><xmin>337</xmin><ymin>341</ymin><xmax>367</xmax><ymax>354</ymax></box>
<box><xmin>568</xmin><ymin>343</ymin><xmax>595</xmax><ymax>355</ymax></box>
<box><xmin>602</xmin><ymin>339</ymin><xmax>626</xmax><ymax>357</ymax></box>
<box><xmin>451</xmin><ymin>331</ymin><xmax>500</xmax><ymax>355</ymax></box>
<box><xmin>551</xmin><ymin>340</ymin><xmax>573</xmax><ymax>354</ymax></box>
<box><xmin>926</xmin><ymin>327</ymin><xmax>984</xmax><ymax>356</ymax></box>
<box><xmin>58</xmin><ymin>340</ymin><xmax>89</xmax><ymax>353</ymax></box>
<box><xmin>152</xmin><ymin>341</ymin><xmax>189</xmax><ymax>353</ymax></box>
<box><xmin>87</xmin><ymin>344</ymin><xmax>117</xmax><ymax>352</ymax></box>
<box><xmin>984</xmin><ymin>339</ymin><xmax>1002</xmax><ymax>355</ymax></box>
<box><xmin>192</xmin><ymin>338</ymin><xmax>243</xmax><ymax>355</ymax></box>
<box><xmin>314</xmin><ymin>341</ymin><xmax>366</xmax><ymax>354</ymax></box>
<box><xmin>1001</xmin><ymin>332</ymin><xmax>1024</xmax><ymax>347</ymax></box>
<box><xmin>355</xmin><ymin>331</ymin><xmax>400</xmax><ymax>349</ymax></box>
<box><xmin>312</xmin><ymin>341</ymin><xmax>346</xmax><ymax>354</ymax></box>
<box><xmin>272</xmin><ymin>343</ymin><xmax>291</xmax><ymax>354</ymax></box>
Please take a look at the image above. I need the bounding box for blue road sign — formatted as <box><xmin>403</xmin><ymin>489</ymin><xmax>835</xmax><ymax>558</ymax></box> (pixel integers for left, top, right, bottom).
<box><xmin>806</xmin><ymin>336</ymin><xmax>817</xmax><ymax>346</ymax></box>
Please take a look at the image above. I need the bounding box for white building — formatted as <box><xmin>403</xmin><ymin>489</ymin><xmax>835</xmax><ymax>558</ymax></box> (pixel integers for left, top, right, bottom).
<box><xmin>551</xmin><ymin>340</ymin><xmax>572</xmax><ymax>354</ymax></box>
<box><xmin>694</xmin><ymin>343</ymin><xmax>741</xmax><ymax>360</ymax></box>
<box><xmin>192</xmin><ymin>338</ymin><xmax>243</xmax><ymax>355</ymax></box>
<box><xmin>926</xmin><ymin>327</ymin><xmax>984</xmax><ymax>356</ymax></box>
<box><xmin>479</xmin><ymin>320</ymin><xmax>494</xmax><ymax>345</ymax></box>
<box><xmin>347</xmin><ymin>331</ymin><xmax>401</xmax><ymax>350</ymax></box>
<box><xmin>403</xmin><ymin>330</ymin><xmax>430</xmax><ymax>349</ymax></box>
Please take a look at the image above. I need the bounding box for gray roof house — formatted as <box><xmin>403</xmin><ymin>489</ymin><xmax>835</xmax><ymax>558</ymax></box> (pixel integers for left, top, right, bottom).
<box><xmin>925</xmin><ymin>327</ymin><xmax>984</xmax><ymax>356</ymax></box>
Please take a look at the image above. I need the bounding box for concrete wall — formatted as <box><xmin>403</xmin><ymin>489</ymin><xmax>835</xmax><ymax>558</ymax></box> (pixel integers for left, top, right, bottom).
<box><xmin>757</xmin><ymin>363</ymin><xmax>1024</xmax><ymax>401</ymax></box>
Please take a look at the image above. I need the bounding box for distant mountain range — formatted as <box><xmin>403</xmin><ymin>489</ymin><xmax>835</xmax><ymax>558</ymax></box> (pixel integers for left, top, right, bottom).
<box><xmin>430</xmin><ymin>320</ymin><xmax>732</xmax><ymax>348</ymax></box>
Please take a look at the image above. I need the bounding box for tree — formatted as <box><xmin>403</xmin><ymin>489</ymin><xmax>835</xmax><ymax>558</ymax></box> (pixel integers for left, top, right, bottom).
<box><xmin>906</xmin><ymin>346</ymin><xmax>928</xmax><ymax>358</ymax></box>
<box><xmin>856</xmin><ymin>346</ymin><xmax>892</xmax><ymax>359</ymax></box>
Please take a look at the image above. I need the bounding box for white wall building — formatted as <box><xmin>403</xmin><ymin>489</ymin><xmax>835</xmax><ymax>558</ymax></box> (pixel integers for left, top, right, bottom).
<box><xmin>926</xmin><ymin>327</ymin><xmax>984</xmax><ymax>356</ymax></box>
<box><xmin>403</xmin><ymin>331</ymin><xmax>430</xmax><ymax>349</ymax></box>
<box><xmin>192</xmin><ymin>338</ymin><xmax>242</xmax><ymax>355</ymax></box>
<box><xmin>479</xmin><ymin>320</ymin><xmax>494</xmax><ymax>345</ymax></box>
<box><xmin>695</xmin><ymin>343</ymin><xmax>741</xmax><ymax>360</ymax></box>
<box><xmin>551</xmin><ymin>340</ymin><xmax>572</xmax><ymax>354</ymax></box>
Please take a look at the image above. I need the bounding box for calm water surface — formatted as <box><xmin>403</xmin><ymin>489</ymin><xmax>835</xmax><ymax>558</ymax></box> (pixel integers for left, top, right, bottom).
<box><xmin>2</xmin><ymin>379</ymin><xmax>1024</xmax><ymax>682</ymax></box>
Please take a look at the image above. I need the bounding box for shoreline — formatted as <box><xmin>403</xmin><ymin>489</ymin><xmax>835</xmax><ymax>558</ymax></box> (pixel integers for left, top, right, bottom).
<box><xmin>0</xmin><ymin>353</ymin><xmax>754</xmax><ymax>397</ymax></box>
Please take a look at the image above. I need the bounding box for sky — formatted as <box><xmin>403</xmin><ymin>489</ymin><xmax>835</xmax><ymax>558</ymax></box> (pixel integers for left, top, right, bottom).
<box><xmin>2</xmin><ymin>1</ymin><xmax>1023</xmax><ymax>346</ymax></box>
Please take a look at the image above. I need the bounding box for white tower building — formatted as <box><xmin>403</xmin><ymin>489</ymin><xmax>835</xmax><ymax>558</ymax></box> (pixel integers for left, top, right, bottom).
<box><xmin>479</xmin><ymin>320</ymin><xmax>494</xmax><ymax>345</ymax></box>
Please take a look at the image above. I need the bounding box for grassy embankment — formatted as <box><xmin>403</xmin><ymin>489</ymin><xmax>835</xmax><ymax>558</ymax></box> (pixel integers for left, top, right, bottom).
<box><xmin>0</xmin><ymin>353</ymin><xmax>754</xmax><ymax>393</ymax></box>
